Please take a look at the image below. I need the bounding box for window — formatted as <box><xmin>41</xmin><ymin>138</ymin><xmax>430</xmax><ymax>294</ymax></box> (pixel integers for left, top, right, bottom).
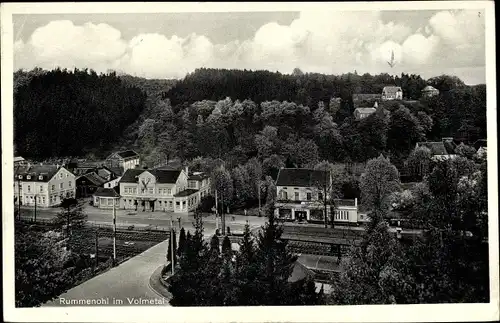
<box><xmin>294</xmin><ymin>192</ymin><xmax>299</xmax><ymax>201</ymax></box>
<box><xmin>40</xmin><ymin>186</ymin><xmax>43</xmax><ymax>193</ymax></box>
<box><xmin>148</xmin><ymin>188</ymin><xmax>153</xmax><ymax>194</ymax></box>
<box><xmin>69</xmin><ymin>181</ymin><xmax>72</xmax><ymax>188</ymax></box>
<box><xmin>107</xmin><ymin>199</ymin><xmax>113</xmax><ymax>206</ymax></box>
<box><xmin>27</xmin><ymin>175</ymin><xmax>31</xmax><ymax>180</ymax></box>
<box><xmin>60</xmin><ymin>173</ymin><xmax>63</xmax><ymax>179</ymax></box>
<box><xmin>39</xmin><ymin>175</ymin><xmax>43</xmax><ymax>180</ymax></box>
<box><xmin>42</xmin><ymin>197</ymin><xmax>46</xmax><ymax>204</ymax></box>
<box><xmin>27</xmin><ymin>185</ymin><xmax>31</xmax><ymax>193</ymax></box>
<box><xmin>169</xmin><ymin>201</ymin><xmax>173</xmax><ymax>207</ymax></box>
<box><xmin>18</xmin><ymin>175</ymin><xmax>22</xmax><ymax>179</ymax></box>
<box><xmin>52</xmin><ymin>185</ymin><xmax>55</xmax><ymax>191</ymax></box>
<box><xmin>168</xmin><ymin>189</ymin><xmax>172</xmax><ymax>195</ymax></box>
<box><xmin>307</xmin><ymin>192</ymin><xmax>312</xmax><ymax>201</ymax></box>
<box><xmin>60</xmin><ymin>183</ymin><xmax>63</xmax><ymax>189</ymax></box>
<box><xmin>281</xmin><ymin>191</ymin><xmax>288</xmax><ymax>200</ymax></box>
<box><xmin>318</xmin><ymin>192</ymin><xmax>323</xmax><ymax>200</ymax></box>
<box><xmin>176</xmin><ymin>201</ymin><xmax>180</xmax><ymax>206</ymax></box>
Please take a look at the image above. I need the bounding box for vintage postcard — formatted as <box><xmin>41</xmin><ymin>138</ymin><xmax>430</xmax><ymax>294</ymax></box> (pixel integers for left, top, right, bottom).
<box><xmin>1</xmin><ymin>1</ymin><xmax>498</xmax><ymax>322</ymax></box>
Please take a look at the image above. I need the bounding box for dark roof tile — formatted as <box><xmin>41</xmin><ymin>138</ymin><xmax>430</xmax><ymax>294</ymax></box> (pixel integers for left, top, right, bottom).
<box><xmin>119</xmin><ymin>168</ymin><xmax>181</xmax><ymax>184</ymax></box>
<box><xmin>116</xmin><ymin>150</ymin><xmax>139</xmax><ymax>159</ymax></box>
<box><xmin>174</xmin><ymin>189</ymin><xmax>199</xmax><ymax>197</ymax></box>
<box><xmin>276</xmin><ymin>168</ymin><xmax>330</xmax><ymax>187</ymax></box>
<box><xmin>14</xmin><ymin>165</ymin><xmax>62</xmax><ymax>182</ymax></box>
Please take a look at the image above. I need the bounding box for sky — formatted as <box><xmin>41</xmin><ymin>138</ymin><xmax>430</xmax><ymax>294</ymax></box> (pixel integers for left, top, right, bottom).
<box><xmin>13</xmin><ymin>9</ymin><xmax>486</xmax><ymax>84</ymax></box>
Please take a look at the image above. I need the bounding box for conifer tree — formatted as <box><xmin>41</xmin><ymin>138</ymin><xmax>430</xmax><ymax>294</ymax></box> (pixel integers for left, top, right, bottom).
<box><xmin>177</xmin><ymin>227</ymin><xmax>186</xmax><ymax>256</ymax></box>
<box><xmin>221</xmin><ymin>236</ymin><xmax>232</xmax><ymax>258</ymax></box>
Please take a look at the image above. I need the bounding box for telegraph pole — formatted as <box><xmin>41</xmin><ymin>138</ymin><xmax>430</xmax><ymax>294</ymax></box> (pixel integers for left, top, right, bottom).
<box><xmin>113</xmin><ymin>198</ymin><xmax>116</xmax><ymax>266</ymax></box>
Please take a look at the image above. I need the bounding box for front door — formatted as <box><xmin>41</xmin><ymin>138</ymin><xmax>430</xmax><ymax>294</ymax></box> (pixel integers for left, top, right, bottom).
<box><xmin>295</xmin><ymin>210</ymin><xmax>307</xmax><ymax>222</ymax></box>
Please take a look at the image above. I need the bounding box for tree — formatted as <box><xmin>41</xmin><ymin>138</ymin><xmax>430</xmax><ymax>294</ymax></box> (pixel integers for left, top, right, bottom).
<box><xmin>330</xmin><ymin>221</ymin><xmax>416</xmax><ymax>304</ymax></box>
<box><xmin>53</xmin><ymin>198</ymin><xmax>87</xmax><ymax>237</ymax></box>
<box><xmin>407</xmin><ymin>146</ymin><xmax>432</xmax><ymax>178</ymax></box>
<box><xmin>455</xmin><ymin>143</ymin><xmax>477</xmax><ymax>159</ymax></box>
<box><xmin>387</xmin><ymin>107</ymin><xmax>425</xmax><ymax>156</ymax></box>
<box><xmin>249</xmin><ymin>205</ymin><xmax>298</xmax><ymax>305</ymax></box>
<box><xmin>210</xmin><ymin>235</ymin><xmax>220</xmax><ymax>255</ymax></box>
<box><xmin>359</xmin><ymin>155</ymin><xmax>401</xmax><ymax>219</ymax></box>
<box><xmin>222</xmin><ymin>236</ymin><xmax>232</xmax><ymax>258</ymax></box>
<box><xmin>255</xmin><ymin>126</ymin><xmax>279</xmax><ymax>159</ymax></box>
<box><xmin>262</xmin><ymin>154</ymin><xmax>285</xmax><ymax>178</ymax></box>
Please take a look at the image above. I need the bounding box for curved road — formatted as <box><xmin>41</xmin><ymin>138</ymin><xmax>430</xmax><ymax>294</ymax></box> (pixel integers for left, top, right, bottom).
<box><xmin>42</xmin><ymin>213</ymin><xmax>266</xmax><ymax>307</ymax></box>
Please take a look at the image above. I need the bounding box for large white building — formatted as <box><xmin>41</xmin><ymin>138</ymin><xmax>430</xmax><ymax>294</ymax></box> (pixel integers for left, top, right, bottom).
<box><xmin>14</xmin><ymin>164</ymin><xmax>76</xmax><ymax>207</ymax></box>
<box><xmin>116</xmin><ymin>167</ymin><xmax>210</xmax><ymax>213</ymax></box>
<box><xmin>274</xmin><ymin>168</ymin><xmax>362</xmax><ymax>224</ymax></box>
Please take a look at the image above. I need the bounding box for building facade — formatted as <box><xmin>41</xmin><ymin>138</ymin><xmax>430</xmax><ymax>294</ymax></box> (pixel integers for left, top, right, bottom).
<box><xmin>416</xmin><ymin>138</ymin><xmax>458</xmax><ymax>161</ymax></box>
<box><xmin>382</xmin><ymin>86</ymin><xmax>403</xmax><ymax>100</ymax></box>
<box><xmin>274</xmin><ymin>168</ymin><xmax>360</xmax><ymax>224</ymax></box>
<box><xmin>106</xmin><ymin>150</ymin><xmax>140</xmax><ymax>171</ymax></box>
<box><xmin>14</xmin><ymin>164</ymin><xmax>76</xmax><ymax>208</ymax></box>
<box><xmin>117</xmin><ymin>167</ymin><xmax>209</xmax><ymax>213</ymax></box>
<box><xmin>93</xmin><ymin>188</ymin><xmax>120</xmax><ymax>209</ymax></box>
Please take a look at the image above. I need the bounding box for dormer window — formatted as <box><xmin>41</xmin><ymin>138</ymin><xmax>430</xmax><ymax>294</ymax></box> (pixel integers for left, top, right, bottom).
<box><xmin>39</xmin><ymin>175</ymin><xmax>43</xmax><ymax>180</ymax></box>
<box><xmin>18</xmin><ymin>175</ymin><xmax>22</xmax><ymax>179</ymax></box>
<box><xmin>27</xmin><ymin>175</ymin><xmax>31</xmax><ymax>180</ymax></box>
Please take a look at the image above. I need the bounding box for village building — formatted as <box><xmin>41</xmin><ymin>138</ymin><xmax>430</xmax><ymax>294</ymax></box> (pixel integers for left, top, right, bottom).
<box><xmin>274</xmin><ymin>168</ymin><xmax>360</xmax><ymax>224</ymax></box>
<box><xmin>382</xmin><ymin>86</ymin><xmax>403</xmax><ymax>101</ymax></box>
<box><xmin>14</xmin><ymin>164</ymin><xmax>76</xmax><ymax>207</ymax></box>
<box><xmin>416</xmin><ymin>137</ymin><xmax>458</xmax><ymax>161</ymax></box>
<box><xmin>354</xmin><ymin>107</ymin><xmax>376</xmax><ymax>120</ymax></box>
<box><xmin>14</xmin><ymin>156</ymin><xmax>27</xmax><ymax>166</ymax></box>
<box><xmin>105</xmin><ymin>150</ymin><xmax>140</xmax><ymax>171</ymax></box>
<box><xmin>421</xmin><ymin>85</ymin><xmax>439</xmax><ymax>98</ymax></box>
<box><xmin>117</xmin><ymin>167</ymin><xmax>210</xmax><ymax>213</ymax></box>
<box><xmin>93</xmin><ymin>187</ymin><xmax>120</xmax><ymax>209</ymax></box>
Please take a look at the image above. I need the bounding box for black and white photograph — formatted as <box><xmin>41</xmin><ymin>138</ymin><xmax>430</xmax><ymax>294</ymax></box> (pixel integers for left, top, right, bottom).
<box><xmin>1</xmin><ymin>1</ymin><xmax>498</xmax><ymax>322</ymax></box>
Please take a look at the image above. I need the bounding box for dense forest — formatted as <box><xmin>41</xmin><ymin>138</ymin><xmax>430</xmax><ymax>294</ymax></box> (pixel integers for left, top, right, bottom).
<box><xmin>14</xmin><ymin>67</ymin><xmax>486</xmax><ymax>169</ymax></box>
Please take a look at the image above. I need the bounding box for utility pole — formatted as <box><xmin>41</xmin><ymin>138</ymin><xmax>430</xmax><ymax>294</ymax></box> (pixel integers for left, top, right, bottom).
<box><xmin>34</xmin><ymin>194</ymin><xmax>37</xmax><ymax>223</ymax></box>
<box><xmin>113</xmin><ymin>198</ymin><xmax>116</xmax><ymax>266</ymax></box>
<box><xmin>324</xmin><ymin>165</ymin><xmax>328</xmax><ymax>229</ymax></box>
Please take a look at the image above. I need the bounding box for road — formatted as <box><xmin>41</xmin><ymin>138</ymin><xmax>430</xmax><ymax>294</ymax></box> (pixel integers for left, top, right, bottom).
<box><xmin>38</xmin><ymin>204</ymin><xmax>266</xmax><ymax>307</ymax></box>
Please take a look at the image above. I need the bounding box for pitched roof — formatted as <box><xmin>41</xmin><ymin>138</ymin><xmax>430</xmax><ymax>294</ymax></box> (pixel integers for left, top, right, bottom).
<box><xmin>276</xmin><ymin>168</ymin><xmax>329</xmax><ymax>187</ymax></box>
<box><xmin>106</xmin><ymin>166</ymin><xmax>124</xmax><ymax>177</ymax></box>
<box><xmin>422</xmin><ymin>85</ymin><xmax>438</xmax><ymax>92</ymax></box>
<box><xmin>174</xmin><ymin>189</ymin><xmax>199</xmax><ymax>197</ymax></box>
<box><xmin>14</xmin><ymin>156</ymin><xmax>25</xmax><ymax>163</ymax></box>
<box><xmin>417</xmin><ymin>142</ymin><xmax>449</xmax><ymax>155</ymax></box>
<box><xmin>354</xmin><ymin>107</ymin><xmax>376</xmax><ymax>114</ymax></box>
<box><xmin>93</xmin><ymin>187</ymin><xmax>120</xmax><ymax>198</ymax></box>
<box><xmin>97</xmin><ymin>168</ymin><xmax>112</xmax><ymax>178</ymax></box>
<box><xmin>14</xmin><ymin>164</ymin><xmax>61</xmax><ymax>182</ymax></box>
<box><xmin>81</xmin><ymin>172</ymin><xmax>107</xmax><ymax>186</ymax></box>
<box><xmin>116</xmin><ymin>150</ymin><xmax>139</xmax><ymax>159</ymax></box>
<box><xmin>383</xmin><ymin>86</ymin><xmax>402</xmax><ymax>95</ymax></box>
<box><xmin>119</xmin><ymin>168</ymin><xmax>181</xmax><ymax>184</ymax></box>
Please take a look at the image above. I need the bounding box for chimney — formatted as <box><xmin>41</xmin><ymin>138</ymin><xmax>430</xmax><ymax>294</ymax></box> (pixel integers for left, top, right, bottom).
<box><xmin>354</xmin><ymin>198</ymin><xmax>358</xmax><ymax>207</ymax></box>
<box><xmin>185</xmin><ymin>166</ymin><xmax>189</xmax><ymax>175</ymax></box>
